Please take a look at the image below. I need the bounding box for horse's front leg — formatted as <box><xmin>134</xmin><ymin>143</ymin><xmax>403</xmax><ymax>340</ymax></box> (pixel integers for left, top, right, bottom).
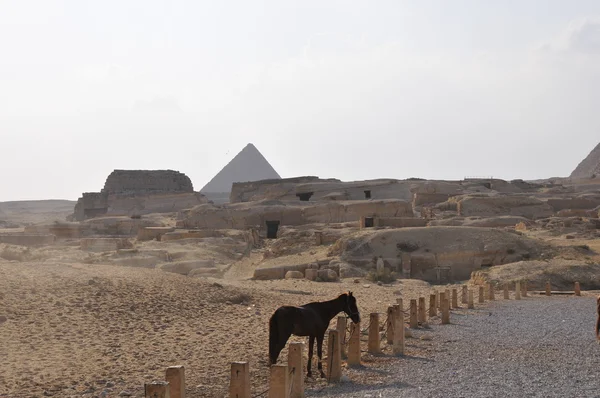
<box><xmin>307</xmin><ymin>335</ymin><xmax>315</xmax><ymax>378</ymax></box>
<box><xmin>316</xmin><ymin>333</ymin><xmax>326</xmax><ymax>378</ymax></box>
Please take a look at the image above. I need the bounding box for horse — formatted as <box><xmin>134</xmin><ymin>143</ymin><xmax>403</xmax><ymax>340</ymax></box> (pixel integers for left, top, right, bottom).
<box><xmin>596</xmin><ymin>295</ymin><xmax>600</xmax><ymax>340</ymax></box>
<box><xmin>268</xmin><ymin>291</ymin><xmax>360</xmax><ymax>378</ymax></box>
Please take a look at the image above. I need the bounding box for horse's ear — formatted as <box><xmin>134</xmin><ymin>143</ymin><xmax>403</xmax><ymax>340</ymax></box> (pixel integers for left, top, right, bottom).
<box><xmin>348</xmin><ymin>291</ymin><xmax>353</xmax><ymax>297</ymax></box>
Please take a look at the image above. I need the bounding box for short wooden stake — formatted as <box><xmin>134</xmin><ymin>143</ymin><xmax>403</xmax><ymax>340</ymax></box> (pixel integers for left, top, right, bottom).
<box><xmin>385</xmin><ymin>306</ymin><xmax>394</xmax><ymax>344</ymax></box>
<box><xmin>515</xmin><ymin>281</ymin><xmax>521</xmax><ymax>300</ymax></box>
<box><xmin>368</xmin><ymin>313</ymin><xmax>380</xmax><ymax>354</ymax></box>
<box><xmin>441</xmin><ymin>298</ymin><xmax>450</xmax><ymax>324</ymax></box>
<box><xmin>489</xmin><ymin>284</ymin><xmax>495</xmax><ymax>300</ymax></box>
<box><xmin>461</xmin><ymin>285</ymin><xmax>468</xmax><ymax>304</ymax></box>
<box><xmin>229</xmin><ymin>362</ymin><xmax>250</xmax><ymax>398</ymax></box>
<box><xmin>166</xmin><ymin>366</ymin><xmax>185</xmax><ymax>398</ymax></box>
<box><xmin>145</xmin><ymin>381</ymin><xmax>170</xmax><ymax>398</ymax></box>
<box><xmin>452</xmin><ymin>289</ymin><xmax>458</xmax><ymax>309</ymax></box>
<box><xmin>392</xmin><ymin>304</ymin><xmax>404</xmax><ymax>355</ymax></box>
<box><xmin>436</xmin><ymin>290</ymin><xmax>441</xmax><ymax>309</ymax></box>
<box><xmin>288</xmin><ymin>342</ymin><xmax>304</xmax><ymax>398</ymax></box>
<box><xmin>336</xmin><ymin>316</ymin><xmax>347</xmax><ymax>358</ymax></box>
<box><xmin>326</xmin><ymin>329</ymin><xmax>341</xmax><ymax>382</ymax></box>
<box><xmin>546</xmin><ymin>281</ymin><xmax>551</xmax><ymax>296</ymax></box>
<box><xmin>445</xmin><ymin>289</ymin><xmax>450</xmax><ymax>306</ymax></box>
<box><xmin>439</xmin><ymin>292</ymin><xmax>446</xmax><ymax>312</ymax></box>
<box><xmin>575</xmin><ymin>282</ymin><xmax>581</xmax><ymax>296</ymax></box>
<box><xmin>347</xmin><ymin>321</ymin><xmax>361</xmax><ymax>366</ymax></box>
<box><xmin>468</xmin><ymin>290</ymin><xmax>474</xmax><ymax>309</ymax></box>
<box><xmin>429</xmin><ymin>294</ymin><xmax>437</xmax><ymax>317</ymax></box>
<box><xmin>409</xmin><ymin>299</ymin><xmax>418</xmax><ymax>328</ymax></box>
<box><xmin>522</xmin><ymin>281</ymin><xmax>528</xmax><ymax>297</ymax></box>
<box><xmin>268</xmin><ymin>365</ymin><xmax>289</xmax><ymax>398</ymax></box>
<box><xmin>478</xmin><ymin>286</ymin><xmax>484</xmax><ymax>303</ymax></box>
<box><xmin>418</xmin><ymin>297</ymin><xmax>426</xmax><ymax>324</ymax></box>
<box><xmin>503</xmin><ymin>284</ymin><xmax>509</xmax><ymax>299</ymax></box>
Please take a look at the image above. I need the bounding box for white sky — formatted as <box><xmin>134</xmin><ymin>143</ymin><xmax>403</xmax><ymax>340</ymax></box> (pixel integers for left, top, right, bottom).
<box><xmin>1</xmin><ymin>0</ymin><xmax>600</xmax><ymax>201</ymax></box>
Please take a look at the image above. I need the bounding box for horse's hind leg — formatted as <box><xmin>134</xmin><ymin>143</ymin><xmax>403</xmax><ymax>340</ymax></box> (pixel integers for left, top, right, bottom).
<box><xmin>316</xmin><ymin>333</ymin><xmax>326</xmax><ymax>378</ymax></box>
<box><xmin>307</xmin><ymin>335</ymin><xmax>315</xmax><ymax>378</ymax></box>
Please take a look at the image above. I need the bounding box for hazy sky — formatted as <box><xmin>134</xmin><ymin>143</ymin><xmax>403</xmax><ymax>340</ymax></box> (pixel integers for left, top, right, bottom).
<box><xmin>2</xmin><ymin>0</ymin><xmax>600</xmax><ymax>201</ymax></box>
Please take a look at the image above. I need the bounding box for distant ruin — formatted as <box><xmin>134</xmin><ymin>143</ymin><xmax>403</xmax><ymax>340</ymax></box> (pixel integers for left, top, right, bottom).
<box><xmin>72</xmin><ymin>169</ymin><xmax>206</xmax><ymax>221</ymax></box>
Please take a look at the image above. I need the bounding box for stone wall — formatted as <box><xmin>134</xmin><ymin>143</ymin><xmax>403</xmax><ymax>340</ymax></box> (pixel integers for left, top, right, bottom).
<box><xmin>0</xmin><ymin>233</ymin><xmax>56</xmax><ymax>246</ymax></box>
<box><xmin>103</xmin><ymin>169</ymin><xmax>194</xmax><ymax>194</ymax></box>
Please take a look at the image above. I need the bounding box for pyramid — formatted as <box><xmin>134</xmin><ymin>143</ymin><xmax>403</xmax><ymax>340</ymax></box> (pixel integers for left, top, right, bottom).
<box><xmin>201</xmin><ymin>143</ymin><xmax>281</xmax><ymax>193</ymax></box>
<box><xmin>570</xmin><ymin>141</ymin><xmax>600</xmax><ymax>179</ymax></box>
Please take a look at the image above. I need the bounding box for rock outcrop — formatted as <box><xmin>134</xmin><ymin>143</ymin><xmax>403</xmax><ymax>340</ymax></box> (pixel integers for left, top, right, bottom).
<box><xmin>570</xmin><ymin>141</ymin><xmax>600</xmax><ymax>179</ymax></box>
<box><xmin>455</xmin><ymin>194</ymin><xmax>554</xmax><ymax>219</ymax></box>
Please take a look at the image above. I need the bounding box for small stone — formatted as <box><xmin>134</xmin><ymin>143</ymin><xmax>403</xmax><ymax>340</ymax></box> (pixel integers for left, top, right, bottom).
<box><xmin>420</xmin><ymin>334</ymin><xmax>433</xmax><ymax>341</ymax></box>
<box><xmin>363</xmin><ymin>284</ymin><xmax>370</xmax><ymax>288</ymax></box>
<box><xmin>0</xmin><ymin>315</ymin><xmax>7</xmax><ymax>324</ymax></box>
<box><xmin>354</xmin><ymin>279</ymin><xmax>360</xmax><ymax>283</ymax></box>
<box><xmin>119</xmin><ymin>391</ymin><xmax>132</xmax><ymax>397</ymax></box>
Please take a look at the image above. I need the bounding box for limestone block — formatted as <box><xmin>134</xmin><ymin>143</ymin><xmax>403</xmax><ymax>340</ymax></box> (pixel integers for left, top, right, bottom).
<box><xmin>80</xmin><ymin>237</ymin><xmax>132</xmax><ymax>252</ymax></box>
<box><xmin>159</xmin><ymin>259</ymin><xmax>216</xmax><ymax>276</ymax></box>
<box><xmin>317</xmin><ymin>269</ymin><xmax>338</xmax><ymax>282</ymax></box>
<box><xmin>0</xmin><ymin>234</ymin><xmax>56</xmax><ymax>246</ymax></box>
<box><xmin>138</xmin><ymin>227</ymin><xmax>176</xmax><ymax>241</ymax></box>
<box><xmin>305</xmin><ymin>268</ymin><xmax>318</xmax><ymax>281</ymax></box>
<box><xmin>285</xmin><ymin>270</ymin><xmax>304</xmax><ymax>279</ymax></box>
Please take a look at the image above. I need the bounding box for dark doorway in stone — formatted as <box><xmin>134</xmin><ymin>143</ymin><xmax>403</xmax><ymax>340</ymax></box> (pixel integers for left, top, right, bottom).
<box><xmin>364</xmin><ymin>190</ymin><xmax>371</xmax><ymax>199</ymax></box>
<box><xmin>296</xmin><ymin>192</ymin><xmax>313</xmax><ymax>201</ymax></box>
<box><xmin>266</xmin><ymin>221</ymin><xmax>280</xmax><ymax>239</ymax></box>
<box><xmin>364</xmin><ymin>217</ymin><xmax>374</xmax><ymax>228</ymax></box>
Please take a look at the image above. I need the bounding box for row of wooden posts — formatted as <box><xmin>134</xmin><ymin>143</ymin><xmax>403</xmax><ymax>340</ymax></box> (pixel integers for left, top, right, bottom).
<box><xmin>143</xmin><ymin>280</ymin><xmax>582</xmax><ymax>398</ymax></box>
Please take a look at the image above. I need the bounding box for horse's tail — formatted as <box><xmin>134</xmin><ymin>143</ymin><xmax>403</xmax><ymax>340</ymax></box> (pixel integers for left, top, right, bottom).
<box><xmin>269</xmin><ymin>309</ymin><xmax>280</xmax><ymax>364</ymax></box>
<box><xmin>596</xmin><ymin>296</ymin><xmax>600</xmax><ymax>340</ymax></box>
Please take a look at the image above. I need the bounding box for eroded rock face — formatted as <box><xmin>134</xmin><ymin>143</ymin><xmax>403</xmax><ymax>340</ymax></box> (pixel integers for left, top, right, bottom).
<box><xmin>570</xmin><ymin>141</ymin><xmax>600</xmax><ymax>179</ymax></box>
<box><xmin>456</xmin><ymin>195</ymin><xmax>554</xmax><ymax>219</ymax></box>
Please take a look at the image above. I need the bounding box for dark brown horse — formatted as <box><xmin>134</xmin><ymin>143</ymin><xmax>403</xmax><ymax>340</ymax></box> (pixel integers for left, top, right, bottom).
<box><xmin>596</xmin><ymin>295</ymin><xmax>600</xmax><ymax>340</ymax></box>
<box><xmin>268</xmin><ymin>291</ymin><xmax>360</xmax><ymax>378</ymax></box>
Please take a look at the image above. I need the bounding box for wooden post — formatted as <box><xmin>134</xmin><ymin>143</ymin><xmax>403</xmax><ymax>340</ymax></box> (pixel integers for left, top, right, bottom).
<box><xmin>445</xmin><ymin>289</ymin><xmax>450</xmax><ymax>306</ymax></box>
<box><xmin>368</xmin><ymin>313</ymin><xmax>380</xmax><ymax>354</ymax></box>
<box><xmin>145</xmin><ymin>381</ymin><xmax>170</xmax><ymax>398</ymax></box>
<box><xmin>575</xmin><ymin>282</ymin><xmax>581</xmax><ymax>296</ymax></box>
<box><xmin>418</xmin><ymin>297</ymin><xmax>426</xmax><ymax>324</ymax></box>
<box><xmin>515</xmin><ymin>281</ymin><xmax>521</xmax><ymax>300</ymax></box>
<box><xmin>392</xmin><ymin>304</ymin><xmax>404</xmax><ymax>355</ymax></box>
<box><xmin>546</xmin><ymin>281</ymin><xmax>551</xmax><ymax>296</ymax></box>
<box><xmin>522</xmin><ymin>281</ymin><xmax>528</xmax><ymax>297</ymax></box>
<box><xmin>336</xmin><ymin>316</ymin><xmax>347</xmax><ymax>358</ymax></box>
<box><xmin>385</xmin><ymin>306</ymin><xmax>394</xmax><ymax>344</ymax></box>
<box><xmin>436</xmin><ymin>290</ymin><xmax>441</xmax><ymax>310</ymax></box>
<box><xmin>452</xmin><ymin>289</ymin><xmax>458</xmax><ymax>308</ymax></box>
<box><xmin>229</xmin><ymin>362</ymin><xmax>250</xmax><ymax>398</ymax></box>
<box><xmin>478</xmin><ymin>286</ymin><xmax>484</xmax><ymax>303</ymax></box>
<box><xmin>468</xmin><ymin>290</ymin><xmax>474</xmax><ymax>309</ymax></box>
<box><xmin>489</xmin><ymin>284</ymin><xmax>495</xmax><ymax>300</ymax></box>
<box><xmin>166</xmin><ymin>366</ymin><xmax>185</xmax><ymax>398</ymax></box>
<box><xmin>288</xmin><ymin>342</ymin><xmax>304</xmax><ymax>398</ymax></box>
<box><xmin>326</xmin><ymin>329</ymin><xmax>341</xmax><ymax>382</ymax></box>
<box><xmin>347</xmin><ymin>321</ymin><xmax>361</xmax><ymax>366</ymax></box>
<box><xmin>461</xmin><ymin>285</ymin><xmax>468</xmax><ymax>304</ymax></box>
<box><xmin>439</xmin><ymin>292</ymin><xmax>446</xmax><ymax>313</ymax></box>
<box><xmin>268</xmin><ymin>365</ymin><xmax>289</xmax><ymax>398</ymax></box>
<box><xmin>441</xmin><ymin>297</ymin><xmax>450</xmax><ymax>324</ymax></box>
<box><xmin>503</xmin><ymin>284</ymin><xmax>509</xmax><ymax>299</ymax></box>
<box><xmin>409</xmin><ymin>299</ymin><xmax>418</xmax><ymax>328</ymax></box>
<box><xmin>429</xmin><ymin>294</ymin><xmax>437</xmax><ymax>317</ymax></box>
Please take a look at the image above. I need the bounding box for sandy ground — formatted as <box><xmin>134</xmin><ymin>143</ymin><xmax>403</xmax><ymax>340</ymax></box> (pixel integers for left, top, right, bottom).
<box><xmin>0</xmin><ymin>259</ymin><xmax>459</xmax><ymax>398</ymax></box>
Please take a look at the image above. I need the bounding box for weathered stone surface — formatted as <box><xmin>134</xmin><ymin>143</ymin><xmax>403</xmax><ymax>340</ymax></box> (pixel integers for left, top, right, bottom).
<box><xmin>24</xmin><ymin>222</ymin><xmax>83</xmax><ymax>238</ymax></box>
<box><xmin>158</xmin><ymin>259</ymin><xmax>215</xmax><ymax>275</ymax></box>
<box><xmin>429</xmin><ymin>215</ymin><xmax>531</xmax><ymax>228</ymax></box>
<box><xmin>317</xmin><ymin>269</ymin><xmax>339</xmax><ymax>282</ymax></box>
<box><xmin>104</xmin><ymin>169</ymin><xmax>193</xmax><ymax>194</ymax></box>
<box><xmin>80</xmin><ymin>238</ymin><xmax>132</xmax><ymax>252</ymax></box>
<box><xmin>81</xmin><ymin>216</ymin><xmax>163</xmax><ymax>236</ymax></box>
<box><xmin>377</xmin><ymin>217</ymin><xmax>428</xmax><ymax>228</ymax></box>
<box><xmin>137</xmin><ymin>227</ymin><xmax>176</xmax><ymax>241</ymax></box>
<box><xmin>285</xmin><ymin>270</ymin><xmax>304</xmax><ymax>279</ymax></box>
<box><xmin>0</xmin><ymin>233</ymin><xmax>56</xmax><ymax>246</ymax></box>
<box><xmin>456</xmin><ymin>195</ymin><xmax>553</xmax><ymax>219</ymax></box>
<box><xmin>556</xmin><ymin>209</ymin><xmax>599</xmax><ymax>218</ymax></box>
<box><xmin>180</xmin><ymin>199</ymin><xmax>413</xmax><ymax>230</ymax></box>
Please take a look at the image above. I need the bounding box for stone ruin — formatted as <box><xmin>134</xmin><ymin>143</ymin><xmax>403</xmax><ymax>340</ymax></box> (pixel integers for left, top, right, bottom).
<box><xmin>72</xmin><ymin>169</ymin><xmax>206</xmax><ymax>221</ymax></box>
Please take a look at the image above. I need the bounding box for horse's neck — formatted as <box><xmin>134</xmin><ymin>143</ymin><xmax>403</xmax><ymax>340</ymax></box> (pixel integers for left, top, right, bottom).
<box><xmin>319</xmin><ymin>298</ymin><xmax>345</xmax><ymax>323</ymax></box>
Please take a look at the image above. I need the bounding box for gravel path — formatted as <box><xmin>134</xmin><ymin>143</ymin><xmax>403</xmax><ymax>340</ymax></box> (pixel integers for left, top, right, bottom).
<box><xmin>306</xmin><ymin>296</ymin><xmax>600</xmax><ymax>398</ymax></box>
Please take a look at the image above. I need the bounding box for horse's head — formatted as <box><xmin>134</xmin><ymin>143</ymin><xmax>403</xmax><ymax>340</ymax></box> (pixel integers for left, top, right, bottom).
<box><xmin>342</xmin><ymin>291</ymin><xmax>360</xmax><ymax>324</ymax></box>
